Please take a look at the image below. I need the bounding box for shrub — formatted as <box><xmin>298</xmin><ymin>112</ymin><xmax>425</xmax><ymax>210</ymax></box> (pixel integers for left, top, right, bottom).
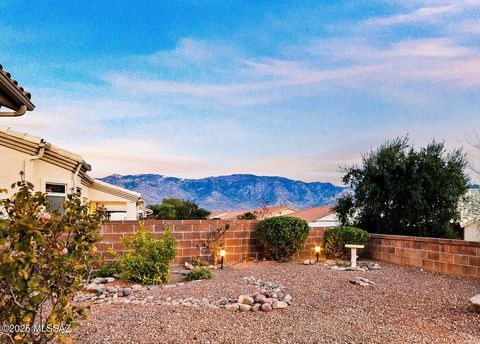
<box><xmin>323</xmin><ymin>226</ymin><xmax>369</xmax><ymax>259</ymax></box>
<box><xmin>119</xmin><ymin>224</ymin><xmax>177</xmax><ymax>285</ymax></box>
<box><xmin>95</xmin><ymin>262</ymin><xmax>121</xmax><ymax>278</ymax></box>
<box><xmin>185</xmin><ymin>267</ymin><xmax>212</xmax><ymax>281</ymax></box>
<box><xmin>0</xmin><ymin>181</ymin><xmax>103</xmax><ymax>344</ymax></box>
<box><xmin>255</xmin><ymin>216</ymin><xmax>309</xmax><ymax>262</ymax></box>
<box><xmin>191</xmin><ymin>256</ymin><xmax>209</xmax><ymax>267</ymax></box>
<box><xmin>204</xmin><ymin>224</ymin><xmax>229</xmax><ymax>265</ymax></box>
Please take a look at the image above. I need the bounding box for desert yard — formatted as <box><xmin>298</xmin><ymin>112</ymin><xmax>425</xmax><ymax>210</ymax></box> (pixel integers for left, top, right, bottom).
<box><xmin>73</xmin><ymin>260</ymin><xmax>480</xmax><ymax>344</ymax></box>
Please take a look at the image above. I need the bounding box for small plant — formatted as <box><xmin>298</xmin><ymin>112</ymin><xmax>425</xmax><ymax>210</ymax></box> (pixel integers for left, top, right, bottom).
<box><xmin>255</xmin><ymin>216</ymin><xmax>309</xmax><ymax>262</ymax></box>
<box><xmin>119</xmin><ymin>224</ymin><xmax>177</xmax><ymax>284</ymax></box>
<box><xmin>323</xmin><ymin>226</ymin><xmax>369</xmax><ymax>259</ymax></box>
<box><xmin>191</xmin><ymin>256</ymin><xmax>209</xmax><ymax>267</ymax></box>
<box><xmin>204</xmin><ymin>224</ymin><xmax>230</xmax><ymax>265</ymax></box>
<box><xmin>185</xmin><ymin>267</ymin><xmax>212</xmax><ymax>281</ymax></box>
<box><xmin>0</xmin><ymin>181</ymin><xmax>104</xmax><ymax>344</ymax></box>
<box><xmin>95</xmin><ymin>262</ymin><xmax>121</xmax><ymax>278</ymax></box>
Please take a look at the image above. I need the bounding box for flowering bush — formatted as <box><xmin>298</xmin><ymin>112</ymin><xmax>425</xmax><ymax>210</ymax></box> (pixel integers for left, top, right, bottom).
<box><xmin>0</xmin><ymin>181</ymin><xmax>104</xmax><ymax>344</ymax></box>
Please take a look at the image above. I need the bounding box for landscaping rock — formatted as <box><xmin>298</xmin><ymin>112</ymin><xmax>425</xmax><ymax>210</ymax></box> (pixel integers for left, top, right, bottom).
<box><xmin>92</xmin><ymin>277</ymin><xmax>108</xmax><ymax>284</ymax></box>
<box><xmin>469</xmin><ymin>294</ymin><xmax>480</xmax><ymax>312</ymax></box>
<box><xmin>239</xmin><ymin>304</ymin><xmax>251</xmax><ymax>312</ymax></box>
<box><xmin>261</xmin><ymin>303</ymin><xmax>272</xmax><ymax>312</ymax></box>
<box><xmin>238</xmin><ymin>295</ymin><xmax>254</xmax><ymax>305</ymax></box>
<box><xmin>349</xmin><ymin>277</ymin><xmax>375</xmax><ymax>287</ymax></box>
<box><xmin>251</xmin><ymin>303</ymin><xmax>261</xmax><ymax>312</ymax></box>
<box><xmin>284</xmin><ymin>294</ymin><xmax>292</xmax><ymax>303</ymax></box>
<box><xmin>226</xmin><ymin>304</ymin><xmax>240</xmax><ymax>312</ymax></box>
<box><xmin>122</xmin><ymin>287</ymin><xmax>133</xmax><ymax>296</ymax></box>
<box><xmin>272</xmin><ymin>301</ymin><xmax>288</xmax><ymax>309</ymax></box>
<box><xmin>184</xmin><ymin>262</ymin><xmax>195</xmax><ymax>270</ymax></box>
<box><xmin>106</xmin><ymin>286</ymin><xmax>118</xmax><ymax>293</ymax></box>
<box><xmin>105</xmin><ymin>277</ymin><xmax>115</xmax><ymax>283</ymax></box>
<box><xmin>368</xmin><ymin>263</ymin><xmax>381</xmax><ymax>270</ymax></box>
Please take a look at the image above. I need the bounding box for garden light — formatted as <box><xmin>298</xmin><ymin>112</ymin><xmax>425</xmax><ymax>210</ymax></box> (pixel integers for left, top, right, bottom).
<box><xmin>315</xmin><ymin>245</ymin><xmax>320</xmax><ymax>262</ymax></box>
<box><xmin>220</xmin><ymin>249</ymin><xmax>226</xmax><ymax>269</ymax></box>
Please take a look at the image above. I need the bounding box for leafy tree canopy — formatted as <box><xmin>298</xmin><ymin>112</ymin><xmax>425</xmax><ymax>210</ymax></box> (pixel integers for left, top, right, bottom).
<box><xmin>148</xmin><ymin>198</ymin><xmax>210</xmax><ymax>220</ymax></box>
<box><xmin>334</xmin><ymin>137</ymin><xmax>469</xmax><ymax>238</ymax></box>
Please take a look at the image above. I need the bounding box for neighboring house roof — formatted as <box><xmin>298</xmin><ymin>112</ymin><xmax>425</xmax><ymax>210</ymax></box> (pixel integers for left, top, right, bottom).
<box><xmin>287</xmin><ymin>206</ymin><xmax>334</xmax><ymax>222</ymax></box>
<box><xmin>257</xmin><ymin>205</ymin><xmax>298</xmax><ymax>217</ymax></box>
<box><xmin>0</xmin><ymin>64</ymin><xmax>35</xmax><ymax>112</ymax></box>
<box><xmin>208</xmin><ymin>205</ymin><xmax>298</xmax><ymax>220</ymax></box>
<box><xmin>0</xmin><ymin>126</ymin><xmax>91</xmax><ymax>181</ymax></box>
<box><xmin>90</xmin><ymin>179</ymin><xmax>141</xmax><ymax>202</ymax></box>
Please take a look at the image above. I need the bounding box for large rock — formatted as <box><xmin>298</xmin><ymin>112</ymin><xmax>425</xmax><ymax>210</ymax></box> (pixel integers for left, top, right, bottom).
<box><xmin>106</xmin><ymin>286</ymin><xmax>118</xmax><ymax>293</ymax></box>
<box><xmin>255</xmin><ymin>294</ymin><xmax>268</xmax><ymax>304</ymax></box>
<box><xmin>261</xmin><ymin>303</ymin><xmax>272</xmax><ymax>312</ymax></box>
<box><xmin>469</xmin><ymin>294</ymin><xmax>480</xmax><ymax>312</ymax></box>
<box><xmin>226</xmin><ymin>304</ymin><xmax>240</xmax><ymax>312</ymax></box>
<box><xmin>367</xmin><ymin>263</ymin><xmax>381</xmax><ymax>270</ymax></box>
<box><xmin>185</xmin><ymin>262</ymin><xmax>195</xmax><ymax>270</ymax></box>
<box><xmin>251</xmin><ymin>303</ymin><xmax>262</xmax><ymax>312</ymax></box>
<box><xmin>239</xmin><ymin>304</ymin><xmax>251</xmax><ymax>312</ymax></box>
<box><xmin>238</xmin><ymin>295</ymin><xmax>254</xmax><ymax>305</ymax></box>
<box><xmin>122</xmin><ymin>287</ymin><xmax>133</xmax><ymax>296</ymax></box>
<box><xmin>272</xmin><ymin>301</ymin><xmax>288</xmax><ymax>309</ymax></box>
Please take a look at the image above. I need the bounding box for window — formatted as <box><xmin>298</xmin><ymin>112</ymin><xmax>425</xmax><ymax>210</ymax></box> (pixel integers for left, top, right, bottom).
<box><xmin>45</xmin><ymin>183</ymin><xmax>66</xmax><ymax>213</ymax></box>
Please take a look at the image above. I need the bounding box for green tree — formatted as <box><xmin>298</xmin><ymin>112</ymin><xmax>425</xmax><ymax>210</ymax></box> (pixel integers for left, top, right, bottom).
<box><xmin>148</xmin><ymin>198</ymin><xmax>210</xmax><ymax>220</ymax></box>
<box><xmin>334</xmin><ymin>137</ymin><xmax>469</xmax><ymax>238</ymax></box>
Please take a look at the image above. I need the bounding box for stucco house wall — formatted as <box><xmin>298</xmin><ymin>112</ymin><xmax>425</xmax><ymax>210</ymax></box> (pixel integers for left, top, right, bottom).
<box><xmin>0</xmin><ymin>127</ymin><xmax>141</xmax><ymax>220</ymax></box>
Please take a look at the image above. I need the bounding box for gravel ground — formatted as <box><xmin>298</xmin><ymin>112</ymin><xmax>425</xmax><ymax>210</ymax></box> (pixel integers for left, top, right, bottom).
<box><xmin>73</xmin><ymin>261</ymin><xmax>480</xmax><ymax>344</ymax></box>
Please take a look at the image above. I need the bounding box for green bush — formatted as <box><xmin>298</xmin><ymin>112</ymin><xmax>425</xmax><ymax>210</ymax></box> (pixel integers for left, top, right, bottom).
<box><xmin>255</xmin><ymin>216</ymin><xmax>309</xmax><ymax>262</ymax></box>
<box><xmin>0</xmin><ymin>181</ymin><xmax>103</xmax><ymax>344</ymax></box>
<box><xmin>323</xmin><ymin>226</ymin><xmax>369</xmax><ymax>259</ymax></box>
<box><xmin>96</xmin><ymin>262</ymin><xmax>121</xmax><ymax>278</ymax></box>
<box><xmin>185</xmin><ymin>267</ymin><xmax>212</xmax><ymax>281</ymax></box>
<box><xmin>119</xmin><ymin>225</ymin><xmax>177</xmax><ymax>284</ymax></box>
<box><xmin>191</xmin><ymin>256</ymin><xmax>209</xmax><ymax>267</ymax></box>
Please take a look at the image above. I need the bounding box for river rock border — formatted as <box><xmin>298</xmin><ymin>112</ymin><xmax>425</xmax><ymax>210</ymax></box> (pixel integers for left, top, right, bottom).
<box><xmin>75</xmin><ymin>276</ymin><xmax>292</xmax><ymax>312</ymax></box>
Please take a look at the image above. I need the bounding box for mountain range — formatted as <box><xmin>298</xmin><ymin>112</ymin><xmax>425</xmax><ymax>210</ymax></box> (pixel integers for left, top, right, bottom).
<box><xmin>99</xmin><ymin>174</ymin><xmax>346</xmax><ymax>211</ymax></box>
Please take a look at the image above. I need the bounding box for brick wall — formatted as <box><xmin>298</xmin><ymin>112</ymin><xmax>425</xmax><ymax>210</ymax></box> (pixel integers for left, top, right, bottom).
<box><xmin>368</xmin><ymin>234</ymin><xmax>480</xmax><ymax>278</ymax></box>
<box><xmin>98</xmin><ymin>221</ymin><xmax>480</xmax><ymax>278</ymax></box>
<box><xmin>99</xmin><ymin>220</ymin><xmax>325</xmax><ymax>265</ymax></box>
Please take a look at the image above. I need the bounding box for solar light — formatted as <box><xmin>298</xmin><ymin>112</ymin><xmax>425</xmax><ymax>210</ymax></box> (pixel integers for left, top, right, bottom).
<box><xmin>315</xmin><ymin>245</ymin><xmax>320</xmax><ymax>262</ymax></box>
<box><xmin>219</xmin><ymin>249</ymin><xmax>226</xmax><ymax>269</ymax></box>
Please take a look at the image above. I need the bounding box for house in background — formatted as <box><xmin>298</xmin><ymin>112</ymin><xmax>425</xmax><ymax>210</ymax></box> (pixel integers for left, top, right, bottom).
<box><xmin>209</xmin><ymin>205</ymin><xmax>298</xmax><ymax>220</ymax></box>
<box><xmin>287</xmin><ymin>205</ymin><xmax>340</xmax><ymax>227</ymax></box>
<box><xmin>0</xmin><ymin>64</ymin><xmax>34</xmax><ymax>117</ymax></box>
<box><xmin>460</xmin><ymin>188</ymin><xmax>480</xmax><ymax>242</ymax></box>
<box><xmin>0</xmin><ymin>127</ymin><xmax>142</xmax><ymax>221</ymax></box>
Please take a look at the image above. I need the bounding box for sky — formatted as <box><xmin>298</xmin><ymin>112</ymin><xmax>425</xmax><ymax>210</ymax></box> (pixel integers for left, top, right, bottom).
<box><xmin>1</xmin><ymin>0</ymin><xmax>480</xmax><ymax>184</ymax></box>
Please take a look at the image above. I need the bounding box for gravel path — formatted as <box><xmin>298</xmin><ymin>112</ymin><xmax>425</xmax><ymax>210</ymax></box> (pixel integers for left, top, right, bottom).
<box><xmin>73</xmin><ymin>261</ymin><xmax>480</xmax><ymax>344</ymax></box>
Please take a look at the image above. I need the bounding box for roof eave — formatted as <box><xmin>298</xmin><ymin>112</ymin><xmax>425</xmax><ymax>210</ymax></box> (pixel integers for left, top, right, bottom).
<box><xmin>0</xmin><ymin>69</ymin><xmax>35</xmax><ymax>112</ymax></box>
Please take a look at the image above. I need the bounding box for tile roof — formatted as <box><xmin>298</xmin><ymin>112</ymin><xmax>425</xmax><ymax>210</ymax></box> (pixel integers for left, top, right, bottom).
<box><xmin>287</xmin><ymin>206</ymin><xmax>334</xmax><ymax>222</ymax></box>
<box><xmin>0</xmin><ymin>64</ymin><xmax>35</xmax><ymax>111</ymax></box>
<box><xmin>208</xmin><ymin>205</ymin><xmax>298</xmax><ymax>220</ymax></box>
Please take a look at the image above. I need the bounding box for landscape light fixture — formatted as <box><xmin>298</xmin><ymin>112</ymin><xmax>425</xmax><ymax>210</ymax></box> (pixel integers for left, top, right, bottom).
<box><xmin>220</xmin><ymin>249</ymin><xmax>226</xmax><ymax>269</ymax></box>
<box><xmin>315</xmin><ymin>245</ymin><xmax>321</xmax><ymax>262</ymax></box>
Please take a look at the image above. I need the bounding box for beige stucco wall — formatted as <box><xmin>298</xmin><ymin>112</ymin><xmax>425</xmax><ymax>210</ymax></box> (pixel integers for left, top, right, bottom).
<box><xmin>0</xmin><ymin>145</ymin><xmax>137</xmax><ymax>220</ymax></box>
<box><xmin>464</xmin><ymin>220</ymin><xmax>480</xmax><ymax>242</ymax></box>
<box><xmin>0</xmin><ymin>145</ymin><xmax>27</xmax><ymax>194</ymax></box>
<box><xmin>0</xmin><ymin>145</ymin><xmax>83</xmax><ymax>198</ymax></box>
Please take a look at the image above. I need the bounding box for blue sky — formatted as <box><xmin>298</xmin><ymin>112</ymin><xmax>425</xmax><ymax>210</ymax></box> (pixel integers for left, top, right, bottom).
<box><xmin>1</xmin><ymin>0</ymin><xmax>480</xmax><ymax>184</ymax></box>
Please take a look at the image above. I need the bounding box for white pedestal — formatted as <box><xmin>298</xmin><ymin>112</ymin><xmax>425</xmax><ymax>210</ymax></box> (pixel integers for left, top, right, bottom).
<box><xmin>345</xmin><ymin>244</ymin><xmax>365</xmax><ymax>268</ymax></box>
